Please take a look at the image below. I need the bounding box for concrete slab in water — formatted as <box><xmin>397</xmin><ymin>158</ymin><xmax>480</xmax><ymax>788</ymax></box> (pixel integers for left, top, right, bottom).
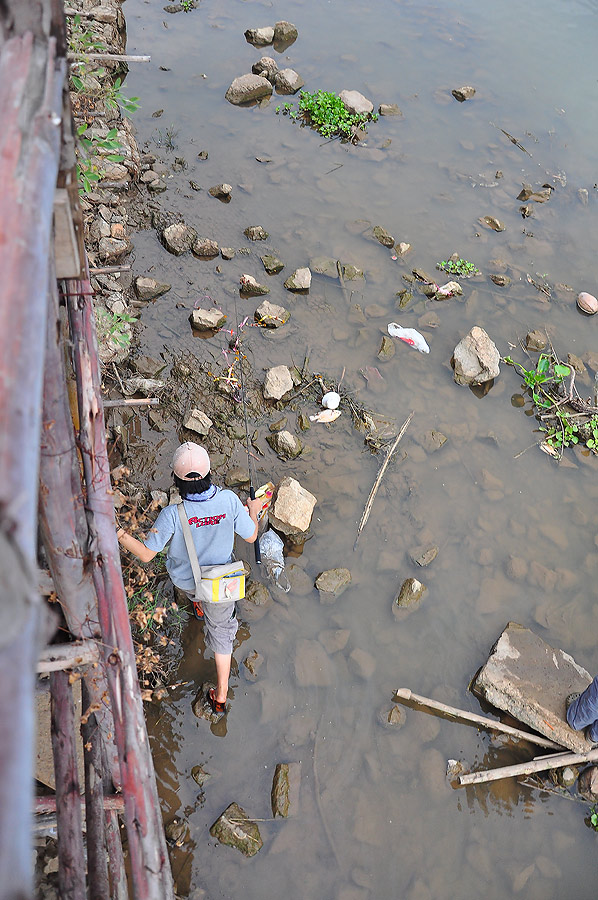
<box><xmin>473</xmin><ymin>622</ymin><xmax>594</xmax><ymax>753</ymax></box>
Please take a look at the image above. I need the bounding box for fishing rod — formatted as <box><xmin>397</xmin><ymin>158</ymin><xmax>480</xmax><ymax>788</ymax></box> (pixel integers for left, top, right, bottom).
<box><xmin>232</xmin><ymin>295</ymin><xmax>261</xmax><ymax>565</ymax></box>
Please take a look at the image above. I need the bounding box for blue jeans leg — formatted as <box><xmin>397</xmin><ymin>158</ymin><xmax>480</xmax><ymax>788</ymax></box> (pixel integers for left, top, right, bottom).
<box><xmin>566</xmin><ymin>676</ymin><xmax>598</xmax><ymax>736</ymax></box>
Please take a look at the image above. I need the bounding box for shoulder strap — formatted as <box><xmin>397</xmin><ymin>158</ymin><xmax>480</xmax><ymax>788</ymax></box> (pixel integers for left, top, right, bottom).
<box><xmin>177</xmin><ymin>502</ymin><xmax>202</xmax><ymax>595</ymax></box>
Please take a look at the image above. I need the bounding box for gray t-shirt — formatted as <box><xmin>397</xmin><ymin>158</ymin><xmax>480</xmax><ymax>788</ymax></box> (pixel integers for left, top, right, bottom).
<box><xmin>144</xmin><ymin>486</ymin><xmax>255</xmax><ymax>592</ymax></box>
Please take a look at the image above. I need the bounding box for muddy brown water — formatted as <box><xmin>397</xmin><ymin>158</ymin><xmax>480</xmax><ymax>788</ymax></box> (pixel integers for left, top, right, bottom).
<box><xmin>123</xmin><ymin>1</ymin><xmax>598</xmax><ymax>896</ymax></box>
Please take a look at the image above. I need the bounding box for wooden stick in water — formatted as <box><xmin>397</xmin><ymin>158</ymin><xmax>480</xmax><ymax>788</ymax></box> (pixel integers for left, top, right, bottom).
<box><xmin>458</xmin><ymin>748</ymin><xmax>598</xmax><ymax>786</ymax></box>
<box><xmin>354</xmin><ymin>411</ymin><xmax>414</xmax><ymax>549</ymax></box>
<box><xmin>394</xmin><ymin>688</ymin><xmax>564</xmax><ymax>750</ymax></box>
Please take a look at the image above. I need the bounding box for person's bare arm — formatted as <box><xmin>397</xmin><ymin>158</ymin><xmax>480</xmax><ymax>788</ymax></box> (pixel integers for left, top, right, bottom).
<box><xmin>242</xmin><ymin>497</ymin><xmax>262</xmax><ymax>544</ymax></box>
<box><xmin>117</xmin><ymin>528</ymin><xmax>158</xmax><ymax>563</ymax></box>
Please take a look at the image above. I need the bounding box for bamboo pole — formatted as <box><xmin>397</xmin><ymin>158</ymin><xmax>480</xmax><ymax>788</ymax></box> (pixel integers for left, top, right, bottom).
<box><xmin>103</xmin><ymin>398</ymin><xmax>160</xmax><ymax>408</ymax></box>
<box><xmin>50</xmin><ymin>670</ymin><xmax>86</xmax><ymax>899</ymax></box>
<box><xmin>81</xmin><ymin>682</ymin><xmax>109</xmax><ymax>900</ymax></box>
<box><xmin>102</xmin><ymin>744</ymin><xmax>129</xmax><ymax>900</ymax></box>
<box><xmin>458</xmin><ymin>748</ymin><xmax>598</xmax><ymax>787</ymax></box>
<box><xmin>67</xmin><ymin>279</ymin><xmax>174</xmax><ymax>900</ymax></box>
<box><xmin>69</xmin><ymin>52</ymin><xmax>151</xmax><ymax>62</ymax></box>
<box><xmin>40</xmin><ymin>267</ymin><xmax>120</xmax><ymax>788</ymax></box>
<box><xmin>35</xmin><ymin>796</ymin><xmax>124</xmax><ymax>815</ymax></box>
<box><xmin>395</xmin><ymin>688</ymin><xmax>564</xmax><ymax>751</ymax></box>
<box><xmin>0</xmin><ymin>5</ymin><xmax>66</xmax><ymax>894</ymax></box>
<box><xmin>38</xmin><ymin>640</ymin><xmax>99</xmax><ymax>672</ymax></box>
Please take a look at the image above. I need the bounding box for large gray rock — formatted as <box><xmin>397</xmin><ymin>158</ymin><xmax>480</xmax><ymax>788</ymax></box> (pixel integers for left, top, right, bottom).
<box><xmin>189</xmin><ymin>308</ymin><xmax>226</xmax><ymax>331</ymax></box>
<box><xmin>225</xmin><ymin>74</ymin><xmax>273</xmax><ymax>105</ymax></box>
<box><xmin>472</xmin><ymin>622</ymin><xmax>594</xmax><ymax>753</ymax></box>
<box><xmin>255</xmin><ymin>299</ymin><xmax>290</xmax><ymax>328</ymax></box>
<box><xmin>134</xmin><ymin>276</ymin><xmax>171</xmax><ymax>301</ymax></box>
<box><xmin>271</xmin><ymin>762</ymin><xmax>301</xmax><ymax>817</ymax></box>
<box><xmin>275</xmin><ymin>68</ymin><xmax>304</xmax><ymax>95</ymax></box>
<box><xmin>269</xmin><ymin>476</ymin><xmax>317</xmax><ymax>536</ymax></box>
<box><xmin>263</xmin><ymin>365</ymin><xmax>293</xmax><ymax>400</ymax></box>
<box><xmin>452</xmin><ymin>326</ymin><xmax>500</xmax><ymax>385</ymax></box>
<box><xmin>284</xmin><ymin>267</ymin><xmax>311</xmax><ymax>291</ymax></box>
<box><xmin>273</xmin><ymin>21</ymin><xmax>298</xmax><ymax>44</ymax></box>
<box><xmin>339</xmin><ymin>90</ymin><xmax>373</xmax><ymax>116</ymax></box>
<box><xmin>183</xmin><ymin>408</ymin><xmax>213</xmax><ymax>436</ymax></box>
<box><xmin>192</xmin><ymin>237</ymin><xmax>219</xmax><ymax>259</ymax></box>
<box><xmin>310</xmin><ymin>256</ymin><xmax>339</xmax><ymax>279</ymax></box>
<box><xmin>209</xmin><ymin>803</ymin><xmax>262</xmax><ymax>856</ymax></box>
<box><xmin>161</xmin><ymin>223</ymin><xmax>197</xmax><ymax>255</ymax></box>
<box><xmin>315</xmin><ymin>568</ymin><xmax>352</xmax><ymax>602</ymax></box>
<box><xmin>244</xmin><ymin>26</ymin><xmax>274</xmax><ymax>46</ymax></box>
<box><xmin>266</xmin><ymin>430</ymin><xmax>302</xmax><ymax>459</ymax></box>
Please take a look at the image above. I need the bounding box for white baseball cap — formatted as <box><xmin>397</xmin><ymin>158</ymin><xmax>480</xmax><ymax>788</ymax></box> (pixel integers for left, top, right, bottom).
<box><xmin>172</xmin><ymin>442</ymin><xmax>210</xmax><ymax>480</ymax></box>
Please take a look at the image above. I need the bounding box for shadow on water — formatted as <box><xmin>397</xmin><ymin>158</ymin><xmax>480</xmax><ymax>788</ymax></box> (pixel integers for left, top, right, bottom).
<box><xmin>123</xmin><ymin>0</ymin><xmax>598</xmax><ymax>896</ymax></box>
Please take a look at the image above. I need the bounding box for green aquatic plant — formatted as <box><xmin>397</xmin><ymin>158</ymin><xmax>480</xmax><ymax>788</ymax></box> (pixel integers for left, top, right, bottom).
<box><xmin>503</xmin><ymin>354</ymin><xmax>570</xmax><ymax>410</ymax></box>
<box><xmin>285</xmin><ymin>89</ymin><xmax>378</xmax><ymax>140</ymax></box>
<box><xmin>436</xmin><ymin>257</ymin><xmax>480</xmax><ymax>277</ymax></box>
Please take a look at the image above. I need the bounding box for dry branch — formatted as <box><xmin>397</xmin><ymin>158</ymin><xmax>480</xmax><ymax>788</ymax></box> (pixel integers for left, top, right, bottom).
<box><xmin>354</xmin><ymin>411</ymin><xmax>414</xmax><ymax>549</ymax></box>
<box><xmin>38</xmin><ymin>639</ymin><xmax>99</xmax><ymax>672</ymax></box>
<box><xmin>458</xmin><ymin>748</ymin><xmax>598</xmax><ymax>786</ymax></box>
<box><xmin>82</xmin><ymin>682</ymin><xmax>109</xmax><ymax>900</ymax></box>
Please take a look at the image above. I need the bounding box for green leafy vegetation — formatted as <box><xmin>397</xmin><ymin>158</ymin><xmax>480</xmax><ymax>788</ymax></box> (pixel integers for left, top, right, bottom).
<box><xmin>181</xmin><ymin>0</ymin><xmax>194</xmax><ymax>10</ymax></box>
<box><xmin>96</xmin><ymin>307</ymin><xmax>137</xmax><ymax>350</ymax></box>
<box><xmin>504</xmin><ymin>354</ymin><xmax>571</xmax><ymax>410</ymax></box>
<box><xmin>436</xmin><ymin>257</ymin><xmax>480</xmax><ymax>277</ymax></box>
<box><xmin>589</xmin><ymin>805</ymin><xmax>598</xmax><ymax>831</ymax></box>
<box><xmin>279</xmin><ymin>90</ymin><xmax>378</xmax><ymax>141</ymax></box>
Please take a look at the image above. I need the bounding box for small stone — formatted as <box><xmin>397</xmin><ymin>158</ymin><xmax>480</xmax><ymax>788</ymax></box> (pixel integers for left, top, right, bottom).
<box><xmin>412</xmin><ymin>546</ymin><xmax>439</xmax><ymax>567</ymax></box>
<box><xmin>318</xmin><ymin>629</ymin><xmax>350</xmax><ymax>654</ymax></box>
<box><xmin>339</xmin><ymin>90</ymin><xmax>373</xmax><ymax>116</ymax></box>
<box><xmin>395</xmin><ymin>578</ymin><xmax>427</xmax><ymax>607</ymax></box>
<box><xmin>269</xmin><ymin>477</ymin><xmax>317</xmax><ymax>536</ymax></box>
<box><xmin>225</xmin><ymin>73</ymin><xmax>272</xmax><ymax>105</ymax></box>
<box><xmin>263</xmin><ymin>365</ymin><xmax>293</xmax><ymax>400</ymax></box>
<box><xmin>275</xmin><ymin>69</ymin><xmax>304</xmax><ymax>95</ymax></box>
<box><xmin>266</xmin><ymin>430</ymin><xmax>302</xmax><ymax>459</ymax></box>
<box><xmin>420</xmin><ymin>430</ymin><xmax>447</xmax><ymax>453</ymax></box>
<box><xmin>244</xmin><ymin>225</ymin><xmax>269</xmax><ymax>241</ymax></box>
<box><xmin>240</xmin><ymin>274</ymin><xmax>270</xmax><ymax>296</ymax></box>
<box><xmin>238</xmin><ymin>582</ymin><xmax>273</xmax><ymax>621</ymax></box>
<box><xmin>224</xmin><ymin>466</ymin><xmax>250</xmax><ymax>488</ymax></box>
<box><xmin>480</xmin><ymin>215</ymin><xmax>505</xmax><ymax>232</ymax></box>
<box><xmin>150</xmin><ymin>489</ymin><xmax>169</xmax><ymax>508</ymax></box>
<box><xmin>378</xmin><ymin>103</ymin><xmax>402</xmax><ymax>116</ymax></box>
<box><xmin>244</xmin><ymin>26</ymin><xmax>275</xmax><ymax>46</ymax></box>
<box><xmin>243</xmin><ymin>649</ymin><xmax>264</xmax><ymax>680</ymax></box>
<box><xmin>98</xmin><ymin>237</ymin><xmax>131</xmax><ymax>261</ymax></box>
<box><xmin>298</xmin><ymin>413</ymin><xmax>311</xmax><ymax>431</ymax></box>
<box><xmin>396</xmin><ymin>241</ymin><xmax>411</xmax><ymax>256</ymax></box>
<box><xmin>342</xmin><ymin>264</ymin><xmax>364</xmax><ymax>280</ymax></box>
<box><xmin>162</xmin><ymin>223</ymin><xmax>197</xmax><ymax>256</ymax></box>
<box><xmin>210</xmin><ymin>803</ymin><xmax>262</xmax><ymax>857</ymax></box>
<box><xmin>191</xmin><ymin>764</ymin><xmax>212</xmax><ymax>787</ymax></box>
<box><xmin>377</xmin><ymin>335</ymin><xmax>395</xmax><ymax>361</ymax></box>
<box><xmin>252</xmin><ymin>56</ymin><xmax>279</xmax><ymax>82</ymax></box>
<box><xmin>141</xmin><ymin>169</ymin><xmax>159</xmax><ymax>184</ymax></box>
<box><xmin>255</xmin><ymin>299</ymin><xmax>290</xmax><ymax>328</ymax></box>
<box><xmin>520</xmin><ymin>204</ymin><xmax>533</xmax><ymax>218</ymax></box>
<box><xmin>452</xmin><ymin>85</ymin><xmax>476</xmax><ymax>102</ymax></box>
<box><xmin>183</xmin><ymin>408</ymin><xmax>213</xmax><ymax>436</ymax></box>
<box><xmin>189</xmin><ymin>308</ymin><xmax>227</xmax><ymax>330</ymax></box>
<box><xmin>269</xmin><ymin>417</ymin><xmax>287</xmax><ymax>433</ymax></box>
<box><xmin>310</xmin><ymin>256</ymin><xmax>339</xmax><ymax>279</ymax></box>
<box><xmin>315</xmin><ymin>568</ymin><xmax>352</xmax><ymax>602</ymax></box>
<box><xmin>577</xmin><ymin>291</ymin><xmax>598</xmax><ymax>315</ymax></box>
<box><xmin>578</xmin><ymin>188</ymin><xmax>589</xmax><ymax>206</ymax></box>
<box><xmin>147</xmin><ymin>180</ymin><xmax>167</xmax><ymax>193</ymax></box>
<box><xmin>165</xmin><ymin>818</ymin><xmax>189</xmax><ymax>846</ymax></box>
<box><xmin>434</xmin><ymin>280</ymin><xmax>463</xmax><ymax>300</ymax></box>
<box><xmin>525</xmin><ymin>330</ymin><xmax>547</xmax><ymax>352</ymax></box>
<box><xmin>372</xmin><ymin>225</ymin><xmax>395</xmax><ymax>247</ymax></box>
<box><xmin>348</xmin><ymin>648</ymin><xmax>376</xmax><ymax>680</ymax></box>
<box><xmin>208</xmin><ymin>183</ymin><xmax>232</xmax><ymax>200</ymax></box>
<box><xmin>578</xmin><ymin>766</ymin><xmax>598</xmax><ymax>801</ymax></box>
<box><xmin>273</xmin><ymin>21</ymin><xmax>298</xmax><ymax>44</ymax></box>
<box><xmin>284</xmin><ymin>267</ymin><xmax>311</xmax><ymax>291</ymax></box>
<box><xmin>271</xmin><ymin>762</ymin><xmax>301</xmax><ymax>818</ymax></box>
<box><xmin>261</xmin><ymin>254</ymin><xmax>284</xmax><ymax>274</ymax></box>
<box><xmin>378</xmin><ymin>704</ymin><xmax>406</xmax><ymax>728</ymax></box>
<box><xmin>489</xmin><ymin>274</ymin><xmax>511</xmax><ymax>287</ymax></box>
<box><xmin>192</xmin><ymin>237</ymin><xmax>219</xmax><ymax>259</ymax></box>
<box><xmin>134</xmin><ymin>276</ymin><xmax>171</xmax><ymax>301</ymax></box>
<box><xmin>220</xmin><ymin>247</ymin><xmax>235</xmax><ymax>260</ymax></box>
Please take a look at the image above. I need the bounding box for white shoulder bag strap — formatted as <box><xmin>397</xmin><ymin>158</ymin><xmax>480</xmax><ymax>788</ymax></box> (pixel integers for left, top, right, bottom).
<box><xmin>177</xmin><ymin>501</ymin><xmax>202</xmax><ymax>598</ymax></box>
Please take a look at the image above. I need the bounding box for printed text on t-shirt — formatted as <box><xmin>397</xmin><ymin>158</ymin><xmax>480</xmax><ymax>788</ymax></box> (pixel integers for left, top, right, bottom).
<box><xmin>188</xmin><ymin>514</ymin><xmax>226</xmax><ymax>528</ymax></box>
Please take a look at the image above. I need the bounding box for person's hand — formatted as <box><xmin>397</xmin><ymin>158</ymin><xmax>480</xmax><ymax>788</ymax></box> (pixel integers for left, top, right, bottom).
<box><xmin>246</xmin><ymin>497</ymin><xmax>264</xmax><ymax>520</ymax></box>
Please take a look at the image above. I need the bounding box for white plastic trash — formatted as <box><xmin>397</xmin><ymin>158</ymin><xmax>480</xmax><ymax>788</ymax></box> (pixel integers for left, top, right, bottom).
<box><xmin>258</xmin><ymin>529</ymin><xmax>290</xmax><ymax>592</ymax></box>
<box><xmin>387</xmin><ymin>323</ymin><xmax>430</xmax><ymax>354</ymax></box>
<box><xmin>321</xmin><ymin>391</ymin><xmax>341</xmax><ymax>409</ymax></box>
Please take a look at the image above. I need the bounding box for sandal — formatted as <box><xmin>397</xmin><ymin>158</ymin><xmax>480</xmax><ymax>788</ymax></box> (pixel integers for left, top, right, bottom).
<box><xmin>192</xmin><ymin>601</ymin><xmax>204</xmax><ymax>619</ymax></box>
<box><xmin>207</xmin><ymin>688</ymin><xmax>227</xmax><ymax>716</ymax></box>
